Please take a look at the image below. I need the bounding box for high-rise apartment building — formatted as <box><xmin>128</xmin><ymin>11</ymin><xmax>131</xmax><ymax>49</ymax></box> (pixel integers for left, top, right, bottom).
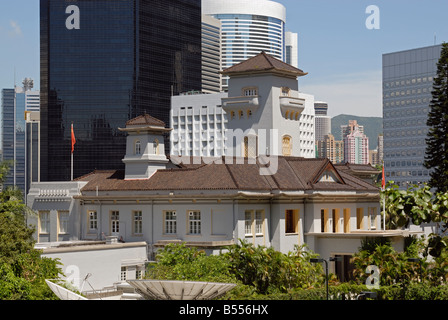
<box><xmin>341</xmin><ymin>120</ymin><xmax>364</xmax><ymax>140</ymax></box>
<box><xmin>202</xmin><ymin>0</ymin><xmax>287</xmax><ymax>90</ymax></box>
<box><xmin>344</xmin><ymin>127</ymin><xmax>369</xmax><ymax>164</ymax></box>
<box><xmin>317</xmin><ymin>134</ymin><xmax>344</xmax><ymax>164</ymax></box>
<box><xmin>383</xmin><ymin>44</ymin><xmax>442</xmax><ymax>187</ymax></box>
<box><xmin>1</xmin><ymin>78</ymin><xmax>40</xmax><ymax>193</ymax></box>
<box><xmin>40</xmin><ymin>0</ymin><xmax>202</xmax><ymax>181</ymax></box>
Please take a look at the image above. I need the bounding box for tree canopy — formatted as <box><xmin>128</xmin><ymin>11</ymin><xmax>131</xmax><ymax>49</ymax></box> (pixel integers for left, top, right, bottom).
<box><xmin>425</xmin><ymin>42</ymin><xmax>448</xmax><ymax>193</ymax></box>
<box><xmin>0</xmin><ymin>161</ymin><xmax>62</xmax><ymax>299</ymax></box>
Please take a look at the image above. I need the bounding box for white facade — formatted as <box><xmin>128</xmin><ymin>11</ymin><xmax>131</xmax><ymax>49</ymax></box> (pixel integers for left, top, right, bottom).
<box><xmin>202</xmin><ymin>0</ymin><xmax>286</xmax><ymax>90</ymax></box>
<box><xmin>170</xmin><ymin>92</ymin><xmax>228</xmax><ymax>157</ymax></box>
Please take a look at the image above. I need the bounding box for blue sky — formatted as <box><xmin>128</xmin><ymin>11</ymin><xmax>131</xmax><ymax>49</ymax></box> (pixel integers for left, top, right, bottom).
<box><xmin>0</xmin><ymin>0</ymin><xmax>447</xmax><ymax>117</ymax></box>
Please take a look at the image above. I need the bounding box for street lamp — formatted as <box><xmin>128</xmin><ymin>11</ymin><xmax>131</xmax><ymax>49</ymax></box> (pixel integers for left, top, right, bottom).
<box><xmin>310</xmin><ymin>257</ymin><xmax>339</xmax><ymax>300</ymax></box>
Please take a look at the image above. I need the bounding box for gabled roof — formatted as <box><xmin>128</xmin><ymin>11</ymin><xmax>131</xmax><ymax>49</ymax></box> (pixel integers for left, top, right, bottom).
<box><xmin>221</xmin><ymin>52</ymin><xmax>308</xmax><ymax>78</ymax></box>
<box><xmin>77</xmin><ymin>156</ymin><xmax>379</xmax><ymax>194</ymax></box>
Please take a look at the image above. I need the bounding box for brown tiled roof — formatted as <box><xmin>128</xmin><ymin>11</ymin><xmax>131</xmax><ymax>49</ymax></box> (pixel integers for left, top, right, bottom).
<box><xmin>221</xmin><ymin>52</ymin><xmax>307</xmax><ymax>77</ymax></box>
<box><xmin>79</xmin><ymin>156</ymin><xmax>379</xmax><ymax>193</ymax></box>
<box><xmin>126</xmin><ymin>114</ymin><xmax>166</xmax><ymax>127</ymax></box>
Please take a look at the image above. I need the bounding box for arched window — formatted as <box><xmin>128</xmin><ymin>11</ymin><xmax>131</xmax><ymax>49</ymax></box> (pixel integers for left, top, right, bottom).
<box><xmin>243</xmin><ymin>135</ymin><xmax>257</xmax><ymax>158</ymax></box>
<box><xmin>247</xmin><ymin>109</ymin><xmax>252</xmax><ymax>118</ymax></box>
<box><xmin>238</xmin><ymin>110</ymin><xmax>244</xmax><ymax>119</ymax></box>
<box><xmin>285</xmin><ymin>110</ymin><xmax>290</xmax><ymax>119</ymax></box>
<box><xmin>230</xmin><ymin>111</ymin><xmax>235</xmax><ymax>120</ymax></box>
<box><xmin>282</xmin><ymin>136</ymin><xmax>292</xmax><ymax>156</ymax></box>
<box><xmin>135</xmin><ymin>140</ymin><xmax>141</xmax><ymax>155</ymax></box>
<box><xmin>153</xmin><ymin>139</ymin><xmax>159</xmax><ymax>155</ymax></box>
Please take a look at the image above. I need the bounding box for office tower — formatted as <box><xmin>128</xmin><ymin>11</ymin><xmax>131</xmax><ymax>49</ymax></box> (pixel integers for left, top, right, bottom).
<box><xmin>317</xmin><ymin>134</ymin><xmax>344</xmax><ymax>164</ymax></box>
<box><xmin>1</xmin><ymin>79</ymin><xmax>40</xmax><ymax>193</ymax></box>
<box><xmin>285</xmin><ymin>31</ymin><xmax>298</xmax><ymax>68</ymax></box>
<box><xmin>383</xmin><ymin>44</ymin><xmax>442</xmax><ymax>187</ymax></box>
<box><xmin>202</xmin><ymin>0</ymin><xmax>286</xmax><ymax>90</ymax></box>
<box><xmin>25</xmin><ymin>111</ymin><xmax>40</xmax><ymax>196</ymax></box>
<box><xmin>40</xmin><ymin>0</ymin><xmax>202</xmax><ymax>181</ymax></box>
<box><xmin>202</xmin><ymin>15</ymin><xmax>222</xmax><ymax>93</ymax></box>
<box><xmin>314</xmin><ymin>101</ymin><xmax>331</xmax><ymax>142</ymax></box>
<box><xmin>170</xmin><ymin>92</ymin><xmax>228</xmax><ymax>157</ymax></box>
<box><xmin>344</xmin><ymin>127</ymin><xmax>369</xmax><ymax>164</ymax></box>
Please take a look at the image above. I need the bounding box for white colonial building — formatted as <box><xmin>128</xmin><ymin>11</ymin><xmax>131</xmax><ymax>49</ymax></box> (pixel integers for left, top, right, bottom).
<box><xmin>26</xmin><ymin>54</ymin><xmax>421</xmax><ymax>295</ymax></box>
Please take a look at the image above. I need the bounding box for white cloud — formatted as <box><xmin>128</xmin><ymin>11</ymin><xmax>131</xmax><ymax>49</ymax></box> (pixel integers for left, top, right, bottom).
<box><xmin>8</xmin><ymin>20</ymin><xmax>22</xmax><ymax>37</ymax></box>
<box><xmin>300</xmin><ymin>70</ymin><xmax>383</xmax><ymax>118</ymax></box>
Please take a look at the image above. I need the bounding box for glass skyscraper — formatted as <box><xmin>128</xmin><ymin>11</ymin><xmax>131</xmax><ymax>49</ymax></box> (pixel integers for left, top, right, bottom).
<box><xmin>40</xmin><ymin>0</ymin><xmax>202</xmax><ymax>181</ymax></box>
<box><xmin>382</xmin><ymin>44</ymin><xmax>442</xmax><ymax>188</ymax></box>
<box><xmin>1</xmin><ymin>80</ymin><xmax>40</xmax><ymax>194</ymax></box>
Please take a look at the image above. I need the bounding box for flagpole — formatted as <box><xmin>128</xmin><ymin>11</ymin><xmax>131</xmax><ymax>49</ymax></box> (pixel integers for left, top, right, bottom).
<box><xmin>71</xmin><ymin>151</ymin><xmax>74</xmax><ymax>181</ymax></box>
<box><xmin>71</xmin><ymin>122</ymin><xmax>75</xmax><ymax>181</ymax></box>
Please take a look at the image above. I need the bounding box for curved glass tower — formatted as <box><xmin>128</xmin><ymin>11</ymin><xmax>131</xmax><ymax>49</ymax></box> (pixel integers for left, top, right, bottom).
<box><xmin>202</xmin><ymin>0</ymin><xmax>286</xmax><ymax>90</ymax></box>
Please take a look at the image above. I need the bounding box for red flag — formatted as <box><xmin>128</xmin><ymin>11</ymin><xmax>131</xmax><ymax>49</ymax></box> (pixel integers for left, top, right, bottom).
<box><xmin>71</xmin><ymin>123</ymin><xmax>76</xmax><ymax>153</ymax></box>
<box><xmin>381</xmin><ymin>164</ymin><xmax>385</xmax><ymax>190</ymax></box>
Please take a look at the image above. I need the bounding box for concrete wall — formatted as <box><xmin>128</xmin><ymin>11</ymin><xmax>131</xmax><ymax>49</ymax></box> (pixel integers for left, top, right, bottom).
<box><xmin>42</xmin><ymin>241</ymin><xmax>147</xmax><ymax>292</ymax></box>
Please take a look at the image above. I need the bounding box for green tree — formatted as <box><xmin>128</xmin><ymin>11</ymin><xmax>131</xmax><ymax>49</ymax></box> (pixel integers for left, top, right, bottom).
<box><xmin>383</xmin><ymin>181</ymin><xmax>448</xmax><ymax>257</ymax></box>
<box><xmin>0</xmin><ymin>161</ymin><xmax>62</xmax><ymax>299</ymax></box>
<box><xmin>425</xmin><ymin>42</ymin><xmax>448</xmax><ymax>193</ymax></box>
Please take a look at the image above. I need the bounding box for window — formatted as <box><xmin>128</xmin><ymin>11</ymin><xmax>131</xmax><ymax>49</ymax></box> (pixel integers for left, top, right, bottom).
<box><xmin>188</xmin><ymin>211</ymin><xmax>201</xmax><ymax>234</ymax></box>
<box><xmin>245</xmin><ymin>210</ymin><xmax>265</xmax><ymax>236</ymax></box>
<box><xmin>121</xmin><ymin>267</ymin><xmax>127</xmax><ymax>281</ymax></box>
<box><xmin>356</xmin><ymin>208</ymin><xmax>364</xmax><ymax>230</ymax></box>
<box><xmin>238</xmin><ymin>110</ymin><xmax>244</xmax><ymax>119</ymax></box>
<box><xmin>245</xmin><ymin>210</ymin><xmax>253</xmax><ymax>236</ymax></box>
<box><xmin>343</xmin><ymin>209</ymin><xmax>350</xmax><ymax>233</ymax></box>
<box><xmin>247</xmin><ymin>109</ymin><xmax>252</xmax><ymax>118</ymax></box>
<box><xmin>136</xmin><ymin>268</ymin><xmax>144</xmax><ymax>280</ymax></box>
<box><xmin>255</xmin><ymin>210</ymin><xmax>264</xmax><ymax>235</ymax></box>
<box><xmin>164</xmin><ymin>211</ymin><xmax>177</xmax><ymax>234</ymax></box>
<box><xmin>368</xmin><ymin>207</ymin><xmax>377</xmax><ymax>230</ymax></box>
<box><xmin>111</xmin><ymin>211</ymin><xmax>119</xmax><ymax>234</ymax></box>
<box><xmin>58</xmin><ymin>211</ymin><xmax>69</xmax><ymax>234</ymax></box>
<box><xmin>243</xmin><ymin>87</ymin><xmax>258</xmax><ymax>96</ymax></box>
<box><xmin>153</xmin><ymin>139</ymin><xmax>159</xmax><ymax>155</ymax></box>
<box><xmin>39</xmin><ymin>211</ymin><xmax>50</xmax><ymax>233</ymax></box>
<box><xmin>230</xmin><ymin>111</ymin><xmax>235</xmax><ymax>120</ymax></box>
<box><xmin>133</xmin><ymin>211</ymin><xmax>143</xmax><ymax>234</ymax></box>
<box><xmin>321</xmin><ymin>209</ymin><xmax>329</xmax><ymax>233</ymax></box>
<box><xmin>285</xmin><ymin>209</ymin><xmax>299</xmax><ymax>234</ymax></box>
<box><xmin>243</xmin><ymin>135</ymin><xmax>257</xmax><ymax>158</ymax></box>
<box><xmin>282</xmin><ymin>136</ymin><xmax>292</xmax><ymax>156</ymax></box>
<box><xmin>135</xmin><ymin>140</ymin><xmax>141</xmax><ymax>155</ymax></box>
<box><xmin>88</xmin><ymin>211</ymin><xmax>98</xmax><ymax>231</ymax></box>
<box><xmin>332</xmin><ymin>209</ymin><xmax>340</xmax><ymax>233</ymax></box>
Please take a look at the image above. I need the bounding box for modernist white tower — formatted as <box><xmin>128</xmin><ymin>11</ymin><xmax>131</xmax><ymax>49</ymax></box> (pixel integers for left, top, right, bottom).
<box><xmin>221</xmin><ymin>52</ymin><xmax>313</xmax><ymax>158</ymax></box>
